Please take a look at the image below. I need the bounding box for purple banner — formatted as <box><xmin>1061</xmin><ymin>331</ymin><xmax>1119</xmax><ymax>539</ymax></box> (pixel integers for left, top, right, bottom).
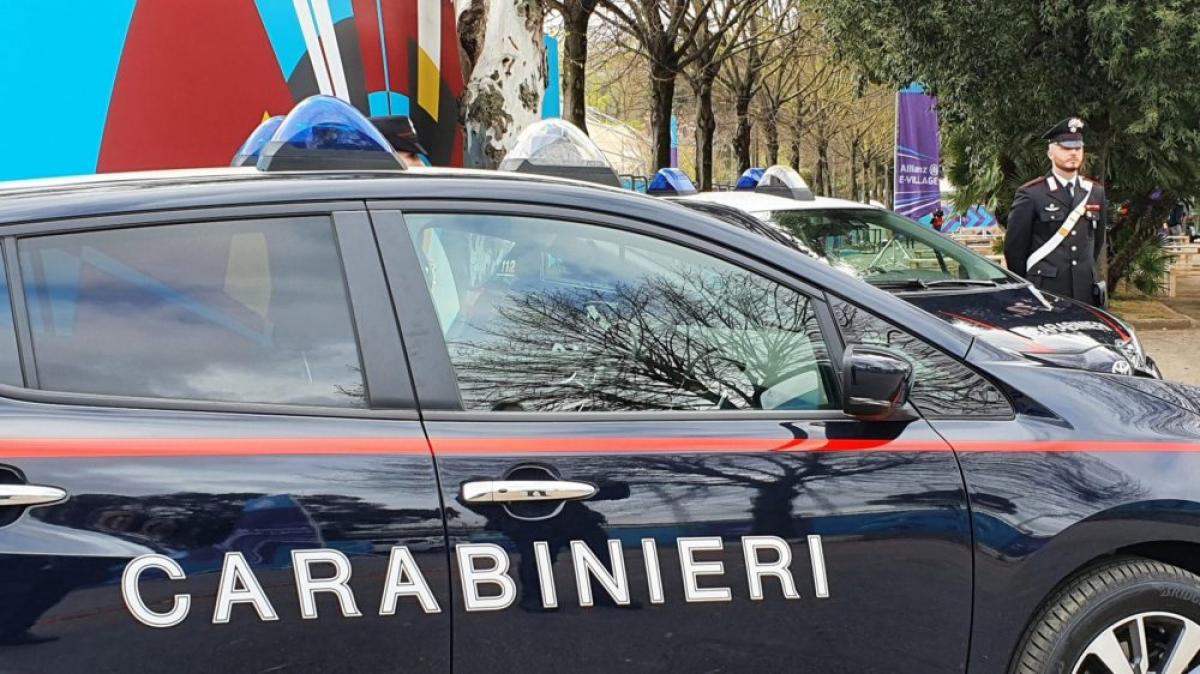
<box><xmin>894</xmin><ymin>86</ymin><xmax>941</xmax><ymax>222</ymax></box>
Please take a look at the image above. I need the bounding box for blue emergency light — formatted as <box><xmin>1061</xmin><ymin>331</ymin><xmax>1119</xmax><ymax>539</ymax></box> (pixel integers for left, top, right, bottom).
<box><xmin>231</xmin><ymin>116</ymin><xmax>284</xmax><ymax>167</ymax></box>
<box><xmin>736</xmin><ymin>167</ymin><xmax>765</xmax><ymax>190</ymax></box>
<box><xmin>256</xmin><ymin>95</ymin><xmax>403</xmax><ymax>172</ymax></box>
<box><xmin>647</xmin><ymin>168</ymin><xmax>697</xmax><ymax>196</ymax></box>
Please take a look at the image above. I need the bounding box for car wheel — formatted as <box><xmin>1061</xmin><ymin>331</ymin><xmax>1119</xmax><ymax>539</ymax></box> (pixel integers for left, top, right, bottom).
<box><xmin>1011</xmin><ymin>557</ymin><xmax>1200</xmax><ymax>674</ymax></box>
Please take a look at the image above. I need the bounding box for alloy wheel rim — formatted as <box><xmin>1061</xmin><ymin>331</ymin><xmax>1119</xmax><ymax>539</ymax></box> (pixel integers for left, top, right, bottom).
<box><xmin>1072</xmin><ymin>611</ymin><xmax>1200</xmax><ymax>674</ymax></box>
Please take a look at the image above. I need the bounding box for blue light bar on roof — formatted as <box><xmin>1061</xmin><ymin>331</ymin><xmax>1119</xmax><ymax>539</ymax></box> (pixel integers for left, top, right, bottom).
<box><xmin>647</xmin><ymin>168</ymin><xmax>697</xmax><ymax>196</ymax></box>
<box><xmin>736</xmin><ymin>167</ymin><xmax>765</xmax><ymax>190</ymax></box>
<box><xmin>232</xmin><ymin>116</ymin><xmax>284</xmax><ymax>167</ymax></box>
<box><xmin>257</xmin><ymin>95</ymin><xmax>403</xmax><ymax>172</ymax></box>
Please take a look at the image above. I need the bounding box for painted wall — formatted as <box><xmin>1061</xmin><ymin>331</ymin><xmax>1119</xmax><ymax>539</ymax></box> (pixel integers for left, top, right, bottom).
<box><xmin>0</xmin><ymin>0</ymin><xmax>465</xmax><ymax>181</ymax></box>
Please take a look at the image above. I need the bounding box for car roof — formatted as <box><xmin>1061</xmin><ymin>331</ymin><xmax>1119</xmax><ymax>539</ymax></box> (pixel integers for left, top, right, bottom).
<box><xmin>0</xmin><ymin>165</ymin><xmax>639</xmax><ymax>225</ymax></box>
<box><xmin>686</xmin><ymin>190</ymin><xmax>877</xmax><ymax>212</ymax></box>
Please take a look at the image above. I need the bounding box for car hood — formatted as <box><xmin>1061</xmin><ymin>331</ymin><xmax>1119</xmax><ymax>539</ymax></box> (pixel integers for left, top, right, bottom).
<box><xmin>1109</xmin><ymin>376</ymin><xmax>1200</xmax><ymax>415</ymax></box>
<box><xmin>902</xmin><ymin>284</ymin><xmax>1156</xmax><ymax>376</ymax></box>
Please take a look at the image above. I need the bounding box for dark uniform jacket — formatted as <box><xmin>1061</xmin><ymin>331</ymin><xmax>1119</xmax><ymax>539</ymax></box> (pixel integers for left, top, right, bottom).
<box><xmin>1004</xmin><ymin>172</ymin><xmax>1107</xmax><ymax>305</ymax></box>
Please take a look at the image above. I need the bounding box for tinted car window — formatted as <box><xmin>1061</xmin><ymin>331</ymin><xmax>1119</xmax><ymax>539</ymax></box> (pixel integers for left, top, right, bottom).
<box><xmin>408</xmin><ymin>213</ymin><xmax>837</xmax><ymax>412</ymax></box>
<box><xmin>831</xmin><ymin>298</ymin><xmax>1012</xmax><ymax>418</ymax></box>
<box><xmin>19</xmin><ymin>218</ymin><xmax>365</xmax><ymax>407</ymax></box>
<box><xmin>759</xmin><ymin>208</ymin><xmax>1011</xmax><ymax>287</ymax></box>
<box><xmin>0</xmin><ymin>257</ymin><xmax>22</xmax><ymax>386</ymax></box>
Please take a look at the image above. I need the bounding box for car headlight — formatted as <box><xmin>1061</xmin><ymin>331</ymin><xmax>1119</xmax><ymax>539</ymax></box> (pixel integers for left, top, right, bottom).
<box><xmin>1123</xmin><ymin>325</ymin><xmax>1146</xmax><ymax>365</ymax></box>
<box><xmin>1025</xmin><ymin>345</ymin><xmax>1134</xmax><ymax>375</ymax></box>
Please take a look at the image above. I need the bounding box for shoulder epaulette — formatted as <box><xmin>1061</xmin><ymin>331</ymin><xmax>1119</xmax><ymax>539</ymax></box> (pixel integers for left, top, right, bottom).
<box><xmin>1021</xmin><ymin>176</ymin><xmax>1047</xmax><ymax>188</ymax></box>
<box><xmin>1085</xmin><ymin>176</ymin><xmax>1104</xmax><ymax>187</ymax></box>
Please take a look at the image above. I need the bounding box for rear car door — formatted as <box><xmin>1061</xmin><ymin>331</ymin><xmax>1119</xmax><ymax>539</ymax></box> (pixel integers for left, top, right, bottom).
<box><xmin>0</xmin><ymin>206</ymin><xmax>450</xmax><ymax>672</ymax></box>
<box><xmin>373</xmin><ymin>203</ymin><xmax>979</xmax><ymax>673</ymax></box>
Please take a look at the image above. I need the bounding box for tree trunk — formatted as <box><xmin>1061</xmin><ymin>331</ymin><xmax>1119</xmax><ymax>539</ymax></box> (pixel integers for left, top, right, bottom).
<box><xmin>734</xmin><ymin>93</ymin><xmax>753</xmax><ymax>174</ymax></box>
<box><xmin>650</xmin><ymin>54</ymin><xmax>678</xmax><ymax>172</ymax></box>
<box><xmin>693</xmin><ymin>73</ymin><xmax>717</xmax><ymax>191</ymax></box>
<box><xmin>461</xmin><ymin>0</ymin><xmax>546</xmax><ymax>168</ymax></box>
<box><xmin>886</xmin><ymin>161</ymin><xmax>894</xmax><ymax>208</ymax></box>
<box><xmin>788</xmin><ymin>111</ymin><xmax>802</xmax><ymax>171</ymax></box>
<box><xmin>764</xmin><ymin>111</ymin><xmax>780</xmax><ymax>166</ymax></box>
<box><xmin>862</xmin><ymin>156</ymin><xmax>872</xmax><ymax>202</ymax></box>
<box><xmin>813</xmin><ymin>137</ymin><xmax>829</xmax><ymax>195</ymax></box>
<box><xmin>560</xmin><ymin>1</ymin><xmax>595</xmax><ymax>134</ymax></box>
<box><xmin>849</xmin><ymin>137</ymin><xmax>861</xmax><ymax>202</ymax></box>
<box><xmin>828</xmin><ymin>150</ymin><xmax>836</xmax><ymax>197</ymax></box>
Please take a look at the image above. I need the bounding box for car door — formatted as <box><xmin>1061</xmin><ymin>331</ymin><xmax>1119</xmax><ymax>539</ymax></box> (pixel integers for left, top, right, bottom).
<box><xmin>0</xmin><ymin>207</ymin><xmax>450</xmax><ymax>673</ymax></box>
<box><xmin>373</xmin><ymin>203</ymin><xmax>978</xmax><ymax>673</ymax></box>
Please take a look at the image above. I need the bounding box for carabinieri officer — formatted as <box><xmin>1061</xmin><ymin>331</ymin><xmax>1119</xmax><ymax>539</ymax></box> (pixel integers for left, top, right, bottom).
<box><xmin>1004</xmin><ymin>117</ymin><xmax>1108</xmax><ymax>306</ymax></box>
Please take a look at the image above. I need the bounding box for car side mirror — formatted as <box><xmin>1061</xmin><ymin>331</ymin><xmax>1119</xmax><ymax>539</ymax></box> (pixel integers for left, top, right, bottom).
<box><xmin>842</xmin><ymin>345</ymin><xmax>917</xmax><ymax>421</ymax></box>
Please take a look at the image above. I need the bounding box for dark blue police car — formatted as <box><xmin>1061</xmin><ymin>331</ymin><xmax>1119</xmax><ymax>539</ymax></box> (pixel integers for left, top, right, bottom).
<box><xmin>2</xmin><ymin>97</ymin><xmax>1200</xmax><ymax>674</ymax></box>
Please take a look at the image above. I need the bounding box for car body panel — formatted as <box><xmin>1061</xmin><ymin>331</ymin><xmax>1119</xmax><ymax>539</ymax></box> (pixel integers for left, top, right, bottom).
<box><xmin>0</xmin><ymin>405</ymin><xmax>450</xmax><ymax>673</ymax></box>
<box><xmin>941</xmin><ymin>353</ymin><xmax>1200</xmax><ymax>672</ymax></box>
<box><xmin>376</xmin><ymin>198</ymin><xmax>977</xmax><ymax>672</ymax></box>
<box><xmin>0</xmin><ymin>168</ymin><xmax>1196</xmax><ymax>674</ymax></box>
<box><xmin>424</xmin><ymin>417</ymin><xmax>973</xmax><ymax>673</ymax></box>
<box><xmin>906</xmin><ymin>284</ymin><xmax>1158</xmax><ymax>377</ymax></box>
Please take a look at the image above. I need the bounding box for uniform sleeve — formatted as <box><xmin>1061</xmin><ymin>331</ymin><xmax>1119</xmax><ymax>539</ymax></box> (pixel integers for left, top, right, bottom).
<box><xmin>1094</xmin><ymin>186</ymin><xmax>1107</xmax><ymax>262</ymax></box>
<box><xmin>1005</xmin><ymin>187</ymin><xmax>1036</xmax><ymax>277</ymax></box>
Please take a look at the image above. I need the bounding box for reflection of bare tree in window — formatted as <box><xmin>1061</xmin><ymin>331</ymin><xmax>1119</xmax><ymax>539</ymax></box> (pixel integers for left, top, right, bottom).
<box><xmin>450</xmin><ymin>268</ymin><xmax>834</xmax><ymax>411</ymax></box>
<box><xmin>831</xmin><ymin>299</ymin><xmax>1012</xmax><ymax>418</ymax></box>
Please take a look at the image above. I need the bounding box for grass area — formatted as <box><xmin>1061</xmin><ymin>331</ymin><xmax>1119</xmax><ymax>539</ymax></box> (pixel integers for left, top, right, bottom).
<box><xmin>1109</xmin><ymin>296</ymin><xmax>1185</xmax><ymax>322</ymax></box>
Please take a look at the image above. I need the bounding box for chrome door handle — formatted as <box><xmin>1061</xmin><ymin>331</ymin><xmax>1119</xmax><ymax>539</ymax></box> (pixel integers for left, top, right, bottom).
<box><xmin>0</xmin><ymin>484</ymin><xmax>68</xmax><ymax>508</ymax></box>
<box><xmin>461</xmin><ymin>480</ymin><xmax>597</xmax><ymax>504</ymax></box>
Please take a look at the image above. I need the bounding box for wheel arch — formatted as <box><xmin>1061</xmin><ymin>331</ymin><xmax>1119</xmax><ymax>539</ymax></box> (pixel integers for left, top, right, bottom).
<box><xmin>1000</xmin><ymin>514</ymin><xmax>1200</xmax><ymax>672</ymax></box>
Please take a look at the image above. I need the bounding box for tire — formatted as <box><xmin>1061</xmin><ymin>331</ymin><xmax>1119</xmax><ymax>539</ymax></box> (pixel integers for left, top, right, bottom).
<box><xmin>1011</xmin><ymin>557</ymin><xmax>1200</xmax><ymax>674</ymax></box>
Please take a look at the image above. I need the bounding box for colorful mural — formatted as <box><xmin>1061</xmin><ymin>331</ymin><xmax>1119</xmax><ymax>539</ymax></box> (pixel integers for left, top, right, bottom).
<box><xmin>2</xmin><ymin>0</ymin><xmax>464</xmax><ymax>181</ymax></box>
<box><xmin>939</xmin><ymin>204</ymin><xmax>999</xmax><ymax>234</ymax></box>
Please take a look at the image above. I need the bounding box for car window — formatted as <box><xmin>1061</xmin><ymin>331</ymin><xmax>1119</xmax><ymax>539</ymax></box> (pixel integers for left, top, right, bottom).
<box><xmin>830</xmin><ymin>298</ymin><xmax>1012</xmax><ymax>418</ymax></box>
<box><xmin>758</xmin><ymin>208</ymin><xmax>1010</xmax><ymax>286</ymax></box>
<box><xmin>18</xmin><ymin>217</ymin><xmax>365</xmax><ymax>407</ymax></box>
<box><xmin>0</xmin><ymin>256</ymin><xmax>22</xmax><ymax>387</ymax></box>
<box><xmin>407</xmin><ymin>213</ymin><xmax>838</xmax><ymax>412</ymax></box>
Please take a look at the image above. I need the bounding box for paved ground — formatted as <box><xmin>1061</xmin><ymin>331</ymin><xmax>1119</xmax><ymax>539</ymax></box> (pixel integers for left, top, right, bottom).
<box><xmin>1139</xmin><ymin>327</ymin><xmax>1200</xmax><ymax>386</ymax></box>
<box><xmin>1140</xmin><ymin>276</ymin><xmax>1200</xmax><ymax>386</ymax></box>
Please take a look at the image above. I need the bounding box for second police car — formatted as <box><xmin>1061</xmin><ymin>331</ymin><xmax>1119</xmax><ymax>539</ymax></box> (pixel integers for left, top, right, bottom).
<box><xmin>665</xmin><ymin>166</ymin><xmax>1159</xmax><ymax>380</ymax></box>
<box><xmin>0</xmin><ymin>98</ymin><xmax>1199</xmax><ymax>674</ymax></box>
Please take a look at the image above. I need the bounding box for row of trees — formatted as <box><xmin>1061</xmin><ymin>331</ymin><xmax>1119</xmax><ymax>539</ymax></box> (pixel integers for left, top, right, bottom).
<box><xmin>823</xmin><ymin>0</ymin><xmax>1200</xmax><ymax>286</ymax></box>
<box><xmin>455</xmin><ymin>0</ymin><xmax>1200</xmax><ymax>287</ymax></box>
<box><xmin>455</xmin><ymin>0</ymin><xmax>894</xmax><ymax>200</ymax></box>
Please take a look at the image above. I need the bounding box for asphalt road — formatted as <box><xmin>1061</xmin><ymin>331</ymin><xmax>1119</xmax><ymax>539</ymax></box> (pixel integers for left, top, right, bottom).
<box><xmin>1139</xmin><ymin>328</ymin><xmax>1200</xmax><ymax>386</ymax></box>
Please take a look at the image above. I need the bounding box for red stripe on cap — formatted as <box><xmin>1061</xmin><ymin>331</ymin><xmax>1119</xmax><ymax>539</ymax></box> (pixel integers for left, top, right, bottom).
<box><xmin>430</xmin><ymin>437</ymin><xmax>1200</xmax><ymax>456</ymax></box>
<box><xmin>0</xmin><ymin>437</ymin><xmax>1196</xmax><ymax>459</ymax></box>
<box><xmin>0</xmin><ymin>437</ymin><xmax>431</xmax><ymax>459</ymax></box>
<box><xmin>1082</xmin><ymin>304</ymin><xmax>1131</xmax><ymax>342</ymax></box>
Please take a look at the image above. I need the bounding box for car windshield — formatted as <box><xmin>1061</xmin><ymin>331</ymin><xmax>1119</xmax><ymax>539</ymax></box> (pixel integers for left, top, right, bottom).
<box><xmin>755</xmin><ymin>208</ymin><xmax>1015</xmax><ymax>287</ymax></box>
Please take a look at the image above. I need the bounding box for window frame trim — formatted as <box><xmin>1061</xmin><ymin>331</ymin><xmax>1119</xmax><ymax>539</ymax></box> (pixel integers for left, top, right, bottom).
<box><xmin>0</xmin><ymin>203</ymin><xmax>418</xmax><ymax>418</ymax></box>
<box><xmin>3</xmin><ymin>236</ymin><xmax>36</xmax><ymax>388</ymax></box>
<box><xmin>373</xmin><ymin>200</ymin><xmax>852</xmax><ymax>420</ymax></box>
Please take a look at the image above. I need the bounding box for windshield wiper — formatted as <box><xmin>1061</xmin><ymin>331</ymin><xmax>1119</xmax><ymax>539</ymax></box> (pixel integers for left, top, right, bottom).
<box><xmin>866</xmin><ymin>279</ymin><xmax>928</xmax><ymax>289</ymax></box>
<box><xmin>921</xmin><ymin>279</ymin><xmax>999</xmax><ymax>288</ymax></box>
